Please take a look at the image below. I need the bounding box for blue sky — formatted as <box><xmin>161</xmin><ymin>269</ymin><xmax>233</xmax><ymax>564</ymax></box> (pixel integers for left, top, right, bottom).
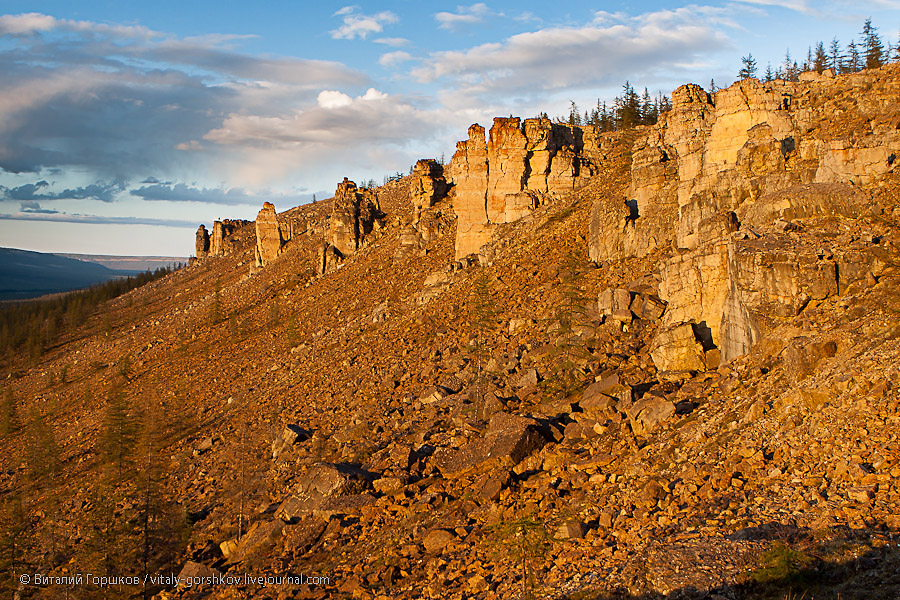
<box><xmin>0</xmin><ymin>1</ymin><xmax>897</xmax><ymax>255</ymax></box>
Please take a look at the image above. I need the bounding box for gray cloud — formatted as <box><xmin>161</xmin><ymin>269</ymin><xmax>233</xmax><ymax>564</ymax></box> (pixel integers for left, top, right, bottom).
<box><xmin>130</xmin><ymin>182</ymin><xmax>277</xmax><ymax>206</ymax></box>
<box><xmin>19</xmin><ymin>200</ymin><xmax>57</xmax><ymax>214</ymax></box>
<box><xmin>1</xmin><ymin>179</ymin><xmax>126</xmax><ymax>202</ymax></box>
<box><xmin>0</xmin><ymin>13</ymin><xmax>367</xmax><ymax>180</ymax></box>
<box><xmin>0</xmin><ymin>211</ymin><xmax>197</xmax><ymax>228</ymax></box>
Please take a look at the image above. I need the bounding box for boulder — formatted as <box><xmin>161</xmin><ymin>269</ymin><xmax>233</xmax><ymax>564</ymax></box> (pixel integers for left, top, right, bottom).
<box><xmin>434</xmin><ymin>412</ymin><xmax>548</xmax><ymax>477</ymax></box>
<box><xmin>423</xmin><ymin>529</ymin><xmax>455</xmax><ymax>553</ymax></box>
<box><xmin>649</xmin><ymin>323</ymin><xmax>708</xmax><ymax>373</ymax></box>
<box><xmin>271</xmin><ymin>425</ymin><xmax>311</xmax><ymax>459</ymax></box>
<box><xmin>227</xmin><ymin>520</ymin><xmax>283</xmax><ymax>564</ymax></box>
<box><xmin>177</xmin><ymin>561</ymin><xmax>221</xmax><ymax>588</ymax></box>
<box><xmin>276</xmin><ymin>462</ymin><xmax>372</xmax><ymax>517</ymax></box>
<box><xmin>626</xmin><ymin>396</ymin><xmax>676</xmax><ymax>435</ymax></box>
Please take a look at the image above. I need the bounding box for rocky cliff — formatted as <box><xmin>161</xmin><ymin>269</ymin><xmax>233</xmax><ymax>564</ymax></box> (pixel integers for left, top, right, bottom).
<box><xmin>449</xmin><ymin>117</ymin><xmax>600</xmax><ymax>259</ymax></box>
<box><xmin>588</xmin><ymin>67</ymin><xmax>899</xmax><ymax>366</ymax></box>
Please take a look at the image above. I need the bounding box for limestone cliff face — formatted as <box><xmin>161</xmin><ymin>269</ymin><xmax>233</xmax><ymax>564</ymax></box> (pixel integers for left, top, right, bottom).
<box><xmin>450</xmin><ymin>118</ymin><xmax>596</xmax><ymax>259</ymax></box>
<box><xmin>591</xmin><ymin>68</ymin><xmax>900</xmax><ymax>264</ymax></box>
<box><xmin>591</xmin><ymin>65</ymin><xmax>900</xmax><ymax>367</ymax></box>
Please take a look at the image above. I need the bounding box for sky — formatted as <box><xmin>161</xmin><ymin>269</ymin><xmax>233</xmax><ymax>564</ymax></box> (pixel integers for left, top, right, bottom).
<box><xmin>0</xmin><ymin>1</ymin><xmax>897</xmax><ymax>256</ymax></box>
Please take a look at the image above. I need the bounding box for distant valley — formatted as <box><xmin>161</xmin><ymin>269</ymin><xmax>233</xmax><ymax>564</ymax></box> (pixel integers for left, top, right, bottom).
<box><xmin>0</xmin><ymin>247</ymin><xmax>187</xmax><ymax>300</ymax></box>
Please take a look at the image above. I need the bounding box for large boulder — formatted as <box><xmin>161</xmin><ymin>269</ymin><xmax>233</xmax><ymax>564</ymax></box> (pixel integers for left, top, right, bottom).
<box><xmin>649</xmin><ymin>323</ymin><xmax>709</xmax><ymax>373</ymax></box>
<box><xmin>433</xmin><ymin>412</ymin><xmax>549</xmax><ymax>477</ymax></box>
<box><xmin>275</xmin><ymin>462</ymin><xmax>372</xmax><ymax>519</ymax></box>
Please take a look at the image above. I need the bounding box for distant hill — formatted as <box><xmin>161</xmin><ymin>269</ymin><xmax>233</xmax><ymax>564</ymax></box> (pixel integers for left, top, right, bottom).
<box><xmin>0</xmin><ymin>247</ymin><xmax>124</xmax><ymax>300</ymax></box>
<box><xmin>56</xmin><ymin>253</ymin><xmax>187</xmax><ymax>272</ymax></box>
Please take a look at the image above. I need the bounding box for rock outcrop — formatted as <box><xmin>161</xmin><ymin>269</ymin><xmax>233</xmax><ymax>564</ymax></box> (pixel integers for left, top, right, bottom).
<box><xmin>195</xmin><ymin>225</ymin><xmax>210</xmax><ymax>258</ymax></box>
<box><xmin>449</xmin><ymin>118</ymin><xmax>597</xmax><ymax>259</ymax></box>
<box><xmin>196</xmin><ymin>220</ymin><xmax>249</xmax><ymax>260</ymax></box>
<box><xmin>254</xmin><ymin>202</ymin><xmax>284</xmax><ymax>268</ymax></box>
<box><xmin>409</xmin><ymin>159</ymin><xmax>448</xmax><ymax>222</ymax></box>
<box><xmin>589</xmin><ymin>67</ymin><xmax>900</xmax><ymax>364</ymax></box>
<box><xmin>210</xmin><ymin>219</ymin><xmax>249</xmax><ymax>257</ymax></box>
<box><xmin>330</xmin><ymin>178</ymin><xmax>383</xmax><ymax>256</ymax></box>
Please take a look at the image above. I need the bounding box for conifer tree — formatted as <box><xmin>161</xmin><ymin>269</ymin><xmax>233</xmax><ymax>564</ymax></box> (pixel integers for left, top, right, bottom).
<box><xmin>862</xmin><ymin>18</ymin><xmax>884</xmax><ymax>69</ymax></box>
<box><xmin>25</xmin><ymin>407</ymin><xmax>60</xmax><ymax>481</ymax></box>
<box><xmin>0</xmin><ymin>387</ymin><xmax>17</xmax><ymax>436</ymax></box>
<box><xmin>489</xmin><ymin>514</ymin><xmax>555</xmax><ymax>600</ymax></box>
<box><xmin>739</xmin><ymin>53</ymin><xmax>758</xmax><ymax>80</ymax></box>
<box><xmin>540</xmin><ymin>252</ymin><xmax>593</xmax><ymax>404</ymax></box>
<box><xmin>829</xmin><ymin>37</ymin><xmax>842</xmax><ymax>72</ymax></box>
<box><xmin>0</xmin><ymin>490</ymin><xmax>32</xmax><ymax>599</ymax></box>
<box><xmin>567</xmin><ymin>101</ymin><xmax>581</xmax><ymax>126</ymax></box>
<box><xmin>814</xmin><ymin>41</ymin><xmax>828</xmax><ymax>73</ymax></box>
<box><xmin>99</xmin><ymin>387</ymin><xmax>140</xmax><ymax>481</ymax></box>
<box><xmin>136</xmin><ymin>402</ymin><xmax>189</xmax><ymax>598</ymax></box>
<box><xmin>468</xmin><ymin>267</ymin><xmax>500</xmax><ymax>419</ymax></box>
<box><xmin>847</xmin><ymin>40</ymin><xmax>861</xmax><ymax>72</ymax></box>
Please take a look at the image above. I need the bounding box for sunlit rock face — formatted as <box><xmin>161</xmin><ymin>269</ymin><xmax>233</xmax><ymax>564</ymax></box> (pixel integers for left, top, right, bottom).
<box><xmin>590</xmin><ymin>68</ymin><xmax>900</xmax><ymax>364</ymax></box>
<box><xmin>449</xmin><ymin>117</ymin><xmax>598</xmax><ymax>259</ymax></box>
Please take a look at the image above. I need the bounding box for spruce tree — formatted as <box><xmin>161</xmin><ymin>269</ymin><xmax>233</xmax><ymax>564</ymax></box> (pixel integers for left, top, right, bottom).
<box><xmin>862</xmin><ymin>18</ymin><xmax>884</xmax><ymax>69</ymax></box>
<box><xmin>739</xmin><ymin>54</ymin><xmax>758</xmax><ymax>80</ymax></box>
<box><xmin>829</xmin><ymin>37</ymin><xmax>842</xmax><ymax>72</ymax></box>
<box><xmin>468</xmin><ymin>267</ymin><xmax>500</xmax><ymax>419</ymax></box>
<box><xmin>814</xmin><ymin>41</ymin><xmax>828</xmax><ymax>73</ymax></box>
<box><xmin>847</xmin><ymin>40</ymin><xmax>861</xmax><ymax>72</ymax></box>
<box><xmin>540</xmin><ymin>252</ymin><xmax>593</xmax><ymax>404</ymax></box>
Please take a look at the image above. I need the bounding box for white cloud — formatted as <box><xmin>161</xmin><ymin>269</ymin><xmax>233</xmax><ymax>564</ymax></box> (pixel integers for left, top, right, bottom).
<box><xmin>330</xmin><ymin>8</ymin><xmax>399</xmax><ymax>40</ymax></box>
<box><xmin>0</xmin><ymin>12</ymin><xmax>157</xmax><ymax>39</ymax></box>
<box><xmin>415</xmin><ymin>6</ymin><xmax>733</xmax><ymax>103</ymax></box>
<box><xmin>374</xmin><ymin>37</ymin><xmax>410</xmax><ymax>47</ymax></box>
<box><xmin>435</xmin><ymin>3</ymin><xmax>493</xmax><ymax>30</ymax></box>
<box><xmin>379</xmin><ymin>51</ymin><xmax>413</xmax><ymax>67</ymax></box>
<box><xmin>0</xmin><ymin>12</ymin><xmax>57</xmax><ymax>34</ymax></box>
<box><xmin>317</xmin><ymin>90</ymin><xmax>353</xmax><ymax>108</ymax></box>
<box><xmin>201</xmin><ymin>89</ymin><xmax>443</xmax><ymax>186</ymax></box>
<box><xmin>730</xmin><ymin>0</ymin><xmax>817</xmax><ymax>15</ymax></box>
